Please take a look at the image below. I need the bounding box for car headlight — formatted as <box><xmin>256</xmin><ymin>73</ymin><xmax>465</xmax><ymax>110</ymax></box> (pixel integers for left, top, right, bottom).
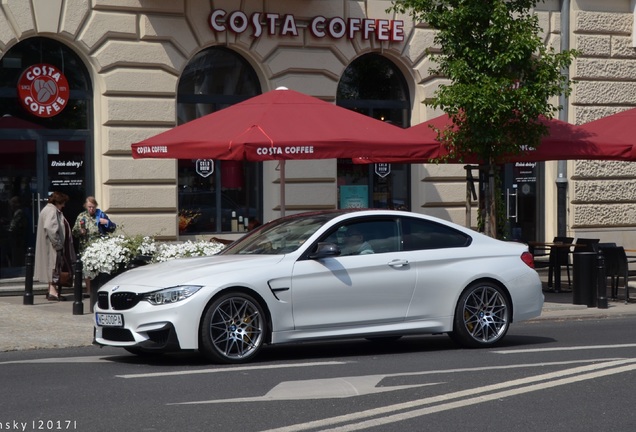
<box><xmin>143</xmin><ymin>285</ymin><xmax>203</xmax><ymax>305</ymax></box>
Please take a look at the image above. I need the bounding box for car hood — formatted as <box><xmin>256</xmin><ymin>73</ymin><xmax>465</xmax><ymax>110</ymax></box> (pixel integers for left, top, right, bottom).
<box><xmin>106</xmin><ymin>254</ymin><xmax>286</xmax><ymax>289</ymax></box>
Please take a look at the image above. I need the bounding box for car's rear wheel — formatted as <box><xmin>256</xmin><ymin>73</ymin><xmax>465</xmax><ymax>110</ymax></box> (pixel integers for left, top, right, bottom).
<box><xmin>449</xmin><ymin>282</ymin><xmax>510</xmax><ymax>348</ymax></box>
<box><xmin>199</xmin><ymin>292</ymin><xmax>266</xmax><ymax>364</ymax></box>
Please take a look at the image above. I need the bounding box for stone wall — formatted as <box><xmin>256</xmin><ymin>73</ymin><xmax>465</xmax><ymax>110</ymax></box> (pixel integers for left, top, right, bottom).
<box><xmin>572</xmin><ymin>6</ymin><xmax>636</xmax><ymax>238</ymax></box>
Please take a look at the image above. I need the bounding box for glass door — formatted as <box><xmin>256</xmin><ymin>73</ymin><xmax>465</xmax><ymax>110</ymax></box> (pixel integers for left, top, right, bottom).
<box><xmin>504</xmin><ymin>162</ymin><xmax>538</xmax><ymax>243</ymax></box>
<box><xmin>46</xmin><ymin>138</ymin><xmax>87</xmax><ymax>224</ymax></box>
<box><xmin>0</xmin><ymin>138</ymin><xmax>38</xmax><ymax>278</ymax></box>
<box><xmin>0</xmin><ymin>133</ymin><xmax>88</xmax><ymax>279</ymax></box>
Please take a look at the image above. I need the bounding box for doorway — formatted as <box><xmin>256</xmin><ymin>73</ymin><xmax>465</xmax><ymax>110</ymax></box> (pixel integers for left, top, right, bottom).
<box><xmin>503</xmin><ymin>162</ymin><xmax>541</xmax><ymax>243</ymax></box>
<box><xmin>0</xmin><ymin>128</ymin><xmax>89</xmax><ymax>278</ymax></box>
<box><xmin>1</xmin><ymin>37</ymin><xmax>92</xmax><ymax>279</ymax></box>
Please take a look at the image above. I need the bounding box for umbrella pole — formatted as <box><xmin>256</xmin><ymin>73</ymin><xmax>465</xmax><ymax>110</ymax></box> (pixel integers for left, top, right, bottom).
<box><xmin>280</xmin><ymin>160</ymin><xmax>286</xmax><ymax>217</ymax></box>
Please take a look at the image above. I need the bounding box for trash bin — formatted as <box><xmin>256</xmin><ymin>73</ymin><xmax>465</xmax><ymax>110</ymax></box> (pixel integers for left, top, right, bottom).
<box><xmin>573</xmin><ymin>252</ymin><xmax>597</xmax><ymax>307</ymax></box>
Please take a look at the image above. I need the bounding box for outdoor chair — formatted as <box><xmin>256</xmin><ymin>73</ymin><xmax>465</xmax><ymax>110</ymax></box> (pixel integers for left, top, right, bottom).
<box><xmin>532</xmin><ymin>236</ymin><xmax>573</xmax><ymax>288</ymax></box>
<box><xmin>599</xmin><ymin>245</ymin><xmax>636</xmax><ymax>303</ymax></box>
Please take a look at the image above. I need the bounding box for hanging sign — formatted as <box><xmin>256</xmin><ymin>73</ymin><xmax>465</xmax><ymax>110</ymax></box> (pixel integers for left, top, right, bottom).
<box><xmin>196</xmin><ymin>159</ymin><xmax>214</xmax><ymax>178</ymax></box>
<box><xmin>375</xmin><ymin>163</ymin><xmax>391</xmax><ymax>178</ymax></box>
<box><xmin>17</xmin><ymin>64</ymin><xmax>70</xmax><ymax>118</ymax></box>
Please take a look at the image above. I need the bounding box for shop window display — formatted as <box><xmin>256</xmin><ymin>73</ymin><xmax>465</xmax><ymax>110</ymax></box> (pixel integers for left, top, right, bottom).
<box><xmin>177</xmin><ymin>47</ymin><xmax>261</xmax><ymax>233</ymax></box>
<box><xmin>336</xmin><ymin>54</ymin><xmax>411</xmax><ymax>211</ymax></box>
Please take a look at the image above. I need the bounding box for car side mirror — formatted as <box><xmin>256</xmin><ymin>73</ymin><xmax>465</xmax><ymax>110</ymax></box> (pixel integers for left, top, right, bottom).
<box><xmin>309</xmin><ymin>242</ymin><xmax>341</xmax><ymax>259</ymax></box>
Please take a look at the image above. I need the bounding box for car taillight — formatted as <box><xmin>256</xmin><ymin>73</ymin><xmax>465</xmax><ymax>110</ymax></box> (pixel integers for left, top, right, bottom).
<box><xmin>521</xmin><ymin>251</ymin><xmax>535</xmax><ymax>268</ymax></box>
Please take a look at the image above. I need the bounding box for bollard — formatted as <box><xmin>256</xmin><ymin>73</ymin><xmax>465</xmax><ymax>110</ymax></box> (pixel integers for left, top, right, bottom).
<box><xmin>72</xmin><ymin>259</ymin><xmax>84</xmax><ymax>315</ymax></box>
<box><xmin>597</xmin><ymin>252</ymin><xmax>608</xmax><ymax>309</ymax></box>
<box><xmin>23</xmin><ymin>247</ymin><xmax>35</xmax><ymax>305</ymax></box>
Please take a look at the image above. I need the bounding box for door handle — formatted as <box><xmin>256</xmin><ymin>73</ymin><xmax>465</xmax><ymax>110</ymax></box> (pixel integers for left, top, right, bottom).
<box><xmin>506</xmin><ymin>188</ymin><xmax>518</xmax><ymax>222</ymax></box>
<box><xmin>388</xmin><ymin>259</ymin><xmax>409</xmax><ymax>268</ymax></box>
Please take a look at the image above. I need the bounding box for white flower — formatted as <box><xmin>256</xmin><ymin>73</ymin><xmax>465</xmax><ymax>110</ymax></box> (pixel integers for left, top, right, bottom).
<box><xmin>154</xmin><ymin>240</ymin><xmax>225</xmax><ymax>262</ymax></box>
<box><xmin>80</xmin><ymin>235</ymin><xmax>224</xmax><ymax>279</ymax></box>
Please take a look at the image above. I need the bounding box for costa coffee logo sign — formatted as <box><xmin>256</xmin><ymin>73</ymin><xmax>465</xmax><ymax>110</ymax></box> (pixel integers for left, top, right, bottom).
<box><xmin>209</xmin><ymin>9</ymin><xmax>405</xmax><ymax>41</ymax></box>
<box><xmin>18</xmin><ymin>64</ymin><xmax>69</xmax><ymax>118</ymax></box>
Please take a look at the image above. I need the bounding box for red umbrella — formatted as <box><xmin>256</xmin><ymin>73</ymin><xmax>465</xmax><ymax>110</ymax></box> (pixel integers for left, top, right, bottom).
<box><xmin>579</xmin><ymin>108</ymin><xmax>636</xmax><ymax>157</ymax></box>
<box><xmin>131</xmin><ymin>88</ymin><xmax>436</xmax><ymax>161</ymax></box>
<box><xmin>354</xmin><ymin>113</ymin><xmax>636</xmax><ymax>164</ymax></box>
<box><xmin>131</xmin><ymin>88</ymin><xmax>438</xmax><ymax>215</ymax></box>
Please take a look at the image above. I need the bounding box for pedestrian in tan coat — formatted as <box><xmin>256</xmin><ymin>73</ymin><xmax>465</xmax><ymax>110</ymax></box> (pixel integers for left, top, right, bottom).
<box><xmin>34</xmin><ymin>191</ymin><xmax>75</xmax><ymax>300</ymax></box>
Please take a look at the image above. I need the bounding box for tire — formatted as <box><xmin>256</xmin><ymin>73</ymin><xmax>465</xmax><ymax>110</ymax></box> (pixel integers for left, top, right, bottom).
<box><xmin>199</xmin><ymin>292</ymin><xmax>266</xmax><ymax>364</ymax></box>
<box><xmin>449</xmin><ymin>282</ymin><xmax>510</xmax><ymax>348</ymax></box>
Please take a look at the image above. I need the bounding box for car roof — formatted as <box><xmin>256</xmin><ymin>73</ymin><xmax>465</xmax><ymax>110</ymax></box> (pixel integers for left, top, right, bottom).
<box><xmin>269</xmin><ymin>208</ymin><xmax>449</xmax><ymax>226</ymax></box>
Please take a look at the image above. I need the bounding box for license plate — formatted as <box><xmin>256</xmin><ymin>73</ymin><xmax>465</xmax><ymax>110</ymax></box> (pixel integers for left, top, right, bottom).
<box><xmin>96</xmin><ymin>313</ymin><xmax>124</xmax><ymax>327</ymax></box>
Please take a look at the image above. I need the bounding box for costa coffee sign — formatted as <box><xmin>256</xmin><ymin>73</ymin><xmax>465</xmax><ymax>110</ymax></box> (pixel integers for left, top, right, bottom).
<box><xmin>209</xmin><ymin>9</ymin><xmax>405</xmax><ymax>41</ymax></box>
<box><xmin>18</xmin><ymin>64</ymin><xmax>69</xmax><ymax>118</ymax></box>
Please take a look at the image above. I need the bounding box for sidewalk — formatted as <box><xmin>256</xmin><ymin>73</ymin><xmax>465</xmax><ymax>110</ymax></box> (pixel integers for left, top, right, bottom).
<box><xmin>0</xmin><ymin>270</ymin><xmax>635</xmax><ymax>353</ymax></box>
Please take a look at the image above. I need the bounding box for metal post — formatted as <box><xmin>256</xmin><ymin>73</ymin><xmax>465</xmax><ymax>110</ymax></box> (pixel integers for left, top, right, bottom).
<box><xmin>23</xmin><ymin>247</ymin><xmax>35</xmax><ymax>305</ymax></box>
<box><xmin>597</xmin><ymin>252</ymin><xmax>608</xmax><ymax>309</ymax></box>
<box><xmin>72</xmin><ymin>259</ymin><xmax>84</xmax><ymax>315</ymax></box>
<box><xmin>464</xmin><ymin>165</ymin><xmax>478</xmax><ymax>229</ymax></box>
<box><xmin>556</xmin><ymin>176</ymin><xmax>567</xmax><ymax>237</ymax></box>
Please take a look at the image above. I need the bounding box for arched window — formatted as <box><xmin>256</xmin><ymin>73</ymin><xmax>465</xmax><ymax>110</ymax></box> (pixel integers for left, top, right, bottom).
<box><xmin>177</xmin><ymin>47</ymin><xmax>261</xmax><ymax>233</ymax></box>
<box><xmin>336</xmin><ymin>54</ymin><xmax>411</xmax><ymax>210</ymax></box>
<box><xmin>0</xmin><ymin>37</ymin><xmax>92</xmax><ymax>277</ymax></box>
<box><xmin>0</xmin><ymin>37</ymin><xmax>91</xmax><ymax>129</ymax></box>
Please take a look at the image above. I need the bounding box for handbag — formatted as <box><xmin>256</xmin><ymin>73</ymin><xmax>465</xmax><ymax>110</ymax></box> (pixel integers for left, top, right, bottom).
<box><xmin>59</xmin><ymin>270</ymin><xmax>73</xmax><ymax>287</ymax></box>
<box><xmin>54</xmin><ymin>250</ymin><xmax>74</xmax><ymax>287</ymax></box>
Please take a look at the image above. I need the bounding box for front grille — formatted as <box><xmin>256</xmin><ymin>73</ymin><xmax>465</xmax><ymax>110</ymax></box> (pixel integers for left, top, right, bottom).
<box><xmin>102</xmin><ymin>327</ymin><xmax>135</xmax><ymax>342</ymax></box>
<box><xmin>97</xmin><ymin>291</ymin><xmax>109</xmax><ymax>309</ymax></box>
<box><xmin>111</xmin><ymin>292</ymin><xmax>142</xmax><ymax>310</ymax></box>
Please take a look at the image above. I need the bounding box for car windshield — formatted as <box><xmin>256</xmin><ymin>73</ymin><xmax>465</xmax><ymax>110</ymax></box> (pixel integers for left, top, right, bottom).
<box><xmin>221</xmin><ymin>213</ymin><xmax>340</xmax><ymax>255</ymax></box>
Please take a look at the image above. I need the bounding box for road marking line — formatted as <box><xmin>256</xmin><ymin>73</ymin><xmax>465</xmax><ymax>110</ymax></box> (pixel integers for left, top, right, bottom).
<box><xmin>258</xmin><ymin>359</ymin><xmax>636</xmax><ymax>432</ymax></box>
<box><xmin>166</xmin><ymin>359</ymin><xmax>621</xmax><ymax>404</ymax></box>
<box><xmin>116</xmin><ymin>361</ymin><xmax>347</xmax><ymax>379</ymax></box>
<box><xmin>319</xmin><ymin>362</ymin><xmax>636</xmax><ymax>432</ymax></box>
<box><xmin>172</xmin><ymin>378</ymin><xmax>443</xmax><ymax>404</ymax></box>
<box><xmin>0</xmin><ymin>356</ymin><xmax>116</xmax><ymax>365</ymax></box>
<box><xmin>492</xmin><ymin>343</ymin><xmax>636</xmax><ymax>354</ymax></box>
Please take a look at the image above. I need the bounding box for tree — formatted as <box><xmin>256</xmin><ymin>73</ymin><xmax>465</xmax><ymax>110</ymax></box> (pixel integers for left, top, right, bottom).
<box><xmin>391</xmin><ymin>0</ymin><xmax>577</xmax><ymax>237</ymax></box>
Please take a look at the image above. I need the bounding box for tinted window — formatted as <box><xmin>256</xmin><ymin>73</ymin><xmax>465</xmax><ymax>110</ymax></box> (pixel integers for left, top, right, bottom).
<box><xmin>222</xmin><ymin>213</ymin><xmax>339</xmax><ymax>255</ymax></box>
<box><xmin>401</xmin><ymin>217</ymin><xmax>471</xmax><ymax>251</ymax></box>
<box><xmin>321</xmin><ymin>219</ymin><xmax>399</xmax><ymax>255</ymax></box>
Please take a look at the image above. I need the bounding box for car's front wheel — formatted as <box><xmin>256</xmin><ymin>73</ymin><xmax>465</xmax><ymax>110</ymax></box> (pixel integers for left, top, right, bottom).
<box><xmin>449</xmin><ymin>282</ymin><xmax>510</xmax><ymax>348</ymax></box>
<box><xmin>199</xmin><ymin>292</ymin><xmax>266</xmax><ymax>364</ymax></box>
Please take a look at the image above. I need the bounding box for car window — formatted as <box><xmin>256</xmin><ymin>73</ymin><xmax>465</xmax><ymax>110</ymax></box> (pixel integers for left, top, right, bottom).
<box><xmin>321</xmin><ymin>220</ymin><xmax>399</xmax><ymax>256</ymax></box>
<box><xmin>222</xmin><ymin>214</ymin><xmax>337</xmax><ymax>255</ymax></box>
<box><xmin>401</xmin><ymin>217</ymin><xmax>471</xmax><ymax>251</ymax></box>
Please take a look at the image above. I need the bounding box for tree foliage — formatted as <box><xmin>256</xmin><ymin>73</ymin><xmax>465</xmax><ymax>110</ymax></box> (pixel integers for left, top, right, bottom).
<box><xmin>391</xmin><ymin>0</ymin><xmax>577</xmax><ymax>236</ymax></box>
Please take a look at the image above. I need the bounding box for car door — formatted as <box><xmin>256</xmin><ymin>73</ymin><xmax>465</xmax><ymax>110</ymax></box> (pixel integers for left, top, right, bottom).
<box><xmin>290</xmin><ymin>218</ymin><xmax>417</xmax><ymax>330</ymax></box>
<box><xmin>400</xmin><ymin>216</ymin><xmax>474</xmax><ymax>320</ymax></box>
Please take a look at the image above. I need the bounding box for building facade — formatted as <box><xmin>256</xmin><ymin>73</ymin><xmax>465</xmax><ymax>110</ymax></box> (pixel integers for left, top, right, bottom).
<box><xmin>1</xmin><ymin>0</ymin><xmax>635</xmax><ymax>279</ymax></box>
